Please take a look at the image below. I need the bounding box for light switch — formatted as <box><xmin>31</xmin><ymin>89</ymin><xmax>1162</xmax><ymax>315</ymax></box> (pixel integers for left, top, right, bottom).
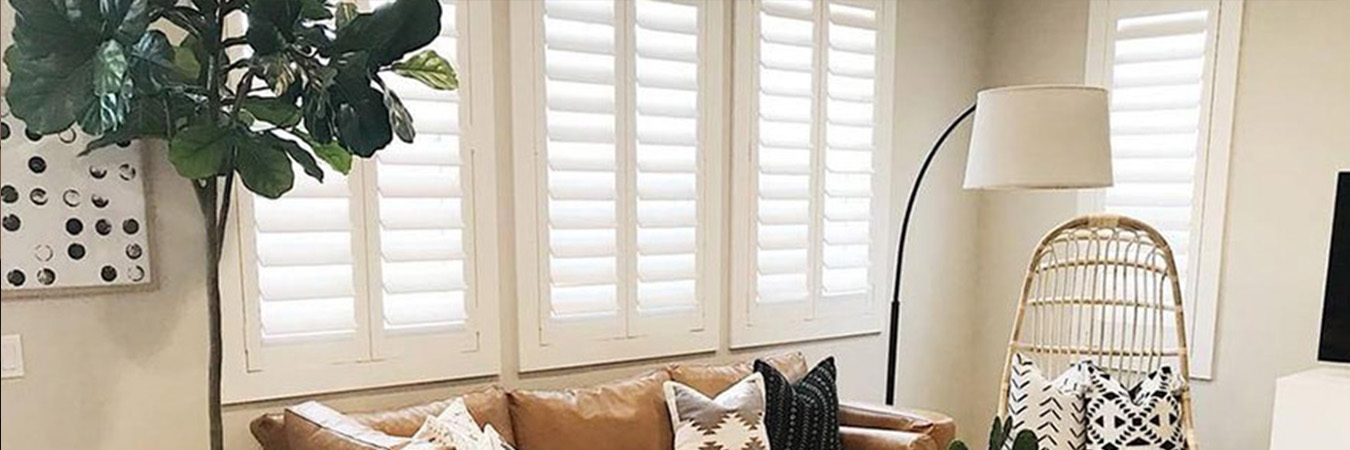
<box><xmin>1</xmin><ymin>335</ymin><xmax>23</xmax><ymax>379</ymax></box>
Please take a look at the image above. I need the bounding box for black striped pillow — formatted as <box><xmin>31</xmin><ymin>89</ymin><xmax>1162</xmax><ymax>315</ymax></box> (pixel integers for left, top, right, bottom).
<box><xmin>755</xmin><ymin>356</ymin><xmax>842</xmax><ymax>450</ymax></box>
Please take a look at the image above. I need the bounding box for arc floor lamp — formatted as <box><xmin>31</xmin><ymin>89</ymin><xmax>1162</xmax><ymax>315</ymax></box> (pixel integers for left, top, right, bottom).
<box><xmin>883</xmin><ymin>85</ymin><xmax>1115</xmax><ymax>405</ymax></box>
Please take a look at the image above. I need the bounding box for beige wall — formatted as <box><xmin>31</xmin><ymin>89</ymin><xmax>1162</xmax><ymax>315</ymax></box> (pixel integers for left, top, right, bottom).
<box><xmin>974</xmin><ymin>0</ymin><xmax>1350</xmax><ymax>448</ymax></box>
<box><xmin>0</xmin><ymin>1</ymin><xmax>989</xmax><ymax>448</ymax></box>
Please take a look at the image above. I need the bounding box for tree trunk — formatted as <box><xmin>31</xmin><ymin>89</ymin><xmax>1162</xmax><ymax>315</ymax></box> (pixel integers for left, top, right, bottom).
<box><xmin>195</xmin><ymin>179</ymin><xmax>226</xmax><ymax>450</ymax></box>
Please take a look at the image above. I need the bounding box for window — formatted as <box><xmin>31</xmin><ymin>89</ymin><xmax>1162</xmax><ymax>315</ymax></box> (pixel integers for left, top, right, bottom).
<box><xmin>510</xmin><ymin>0</ymin><xmax>726</xmax><ymax>371</ymax></box>
<box><xmin>1084</xmin><ymin>0</ymin><xmax>1243</xmax><ymax>379</ymax></box>
<box><xmin>222</xmin><ymin>0</ymin><xmax>501</xmax><ymax>402</ymax></box>
<box><xmin>730</xmin><ymin>0</ymin><xmax>895</xmax><ymax>347</ymax></box>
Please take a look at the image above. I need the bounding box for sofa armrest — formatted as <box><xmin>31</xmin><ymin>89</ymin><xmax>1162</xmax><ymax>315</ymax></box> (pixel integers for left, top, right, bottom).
<box><xmin>838</xmin><ymin>402</ymin><xmax>955</xmax><ymax>450</ymax></box>
<box><xmin>252</xmin><ymin>413</ymin><xmax>288</xmax><ymax>450</ymax></box>
<box><xmin>841</xmin><ymin>426</ymin><xmax>938</xmax><ymax>450</ymax></box>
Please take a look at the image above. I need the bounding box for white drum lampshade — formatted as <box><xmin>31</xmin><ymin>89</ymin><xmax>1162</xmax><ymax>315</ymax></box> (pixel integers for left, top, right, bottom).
<box><xmin>963</xmin><ymin>85</ymin><xmax>1114</xmax><ymax>190</ymax></box>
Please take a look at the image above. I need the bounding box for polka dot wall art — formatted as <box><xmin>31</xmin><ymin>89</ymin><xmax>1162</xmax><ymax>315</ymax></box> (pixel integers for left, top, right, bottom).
<box><xmin>2</xmin><ymin>101</ymin><xmax>153</xmax><ymax>296</ymax></box>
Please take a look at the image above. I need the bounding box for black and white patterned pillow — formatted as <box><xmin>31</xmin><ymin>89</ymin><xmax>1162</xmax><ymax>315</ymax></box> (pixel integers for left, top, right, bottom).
<box><xmin>1006</xmin><ymin>353</ymin><xmax>1090</xmax><ymax>450</ymax></box>
<box><xmin>755</xmin><ymin>356</ymin><xmax>842</xmax><ymax>450</ymax></box>
<box><xmin>1085</xmin><ymin>365</ymin><xmax>1184</xmax><ymax>450</ymax></box>
<box><xmin>663</xmin><ymin>373</ymin><xmax>771</xmax><ymax>450</ymax></box>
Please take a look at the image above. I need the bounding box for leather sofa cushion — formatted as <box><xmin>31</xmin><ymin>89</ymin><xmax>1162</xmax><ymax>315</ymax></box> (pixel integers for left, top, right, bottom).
<box><xmin>284</xmin><ymin>402</ymin><xmax>409</xmax><ymax>450</ymax></box>
<box><xmin>348</xmin><ymin>387</ymin><xmax>515</xmax><ymax>446</ymax></box>
<box><xmin>668</xmin><ymin>352</ymin><xmax>808</xmax><ymax>397</ymax></box>
<box><xmin>508</xmin><ymin>370</ymin><xmax>673</xmax><ymax>450</ymax></box>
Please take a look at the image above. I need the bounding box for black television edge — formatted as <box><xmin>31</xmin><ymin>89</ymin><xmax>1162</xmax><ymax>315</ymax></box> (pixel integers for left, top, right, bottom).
<box><xmin>1320</xmin><ymin>171</ymin><xmax>1350</xmax><ymax>364</ymax></box>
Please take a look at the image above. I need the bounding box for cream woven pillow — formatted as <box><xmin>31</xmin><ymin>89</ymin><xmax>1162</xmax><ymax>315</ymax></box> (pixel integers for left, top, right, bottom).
<box><xmin>663</xmin><ymin>372</ymin><xmax>771</xmax><ymax>450</ymax></box>
<box><xmin>407</xmin><ymin>397</ymin><xmax>511</xmax><ymax>450</ymax></box>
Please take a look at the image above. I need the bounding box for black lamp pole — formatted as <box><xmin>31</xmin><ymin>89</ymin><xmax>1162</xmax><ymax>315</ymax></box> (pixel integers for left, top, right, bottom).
<box><xmin>884</xmin><ymin>103</ymin><xmax>978</xmax><ymax>406</ymax></box>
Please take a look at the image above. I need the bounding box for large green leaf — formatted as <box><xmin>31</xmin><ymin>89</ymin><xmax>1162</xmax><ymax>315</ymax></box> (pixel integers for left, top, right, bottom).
<box><xmin>128</xmin><ymin>30</ymin><xmax>178</xmax><ymax>90</ymax></box>
<box><xmin>170</xmin><ymin>122</ymin><xmax>240</xmax><ymax>179</ymax></box>
<box><xmin>293</xmin><ymin>130</ymin><xmax>352</xmax><ymax>175</ymax></box>
<box><xmin>381</xmin><ymin>87</ymin><xmax>415</xmax><ymax>143</ymax></box>
<box><xmin>4</xmin><ymin>45</ymin><xmax>97</xmax><ymax>134</ymax></box>
<box><xmin>235</xmin><ymin>140</ymin><xmax>296</xmax><ymax>199</ymax></box>
<box><xmin>330</xmin><ymin>0</ymin><xmax>441</xmax><ymax>67</ymax></box>
<box><xmin>243</xmin><ymin>97</ymin><xmax>303</xmax><ymax>128</ymax></box>
<box><xmin>311</xmin><ymin>141</ymin><xmax>353</xmax><ymax>175</ymax></box>
<box><xmin>391</xmin><ymin>50</ymin><xmax>457</xmax><ymax>91</ymax></box>
<box><xmin>259</xmin><ymin>133</ymin><xmax>323</xmax><ymax>182</ymax></box>
<box><xmin>333</xmin><ymin>85</ymin><xmax>393</xmax><ymax>157</ymax></box>
<box><xmin>6</xmin><ymin>0</ymin><xmax>151</xmax><ymax>134</ymax></box>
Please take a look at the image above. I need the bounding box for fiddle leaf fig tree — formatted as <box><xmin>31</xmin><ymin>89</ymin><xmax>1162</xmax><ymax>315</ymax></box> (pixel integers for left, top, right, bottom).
<box><xmin>4</xmin><ymin>0</ymin><xmax>456</xmax><ymax>448</ymax></box>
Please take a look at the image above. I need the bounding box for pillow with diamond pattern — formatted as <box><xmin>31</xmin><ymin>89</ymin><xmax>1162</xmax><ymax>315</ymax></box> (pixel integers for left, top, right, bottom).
<box><xmin>1085</xmin><ymin>365</ymin><xmax>1184</xmax><ymax>450</ymax></box>
<box><xmin>663</xmin><ymin>372</ymin><xmax>771</xmax><ymax>450</ymax></box>
<box><xmin>755</xmin><ymin>356</ymin><xmax>841</xmax><ymax>450</ymax></box>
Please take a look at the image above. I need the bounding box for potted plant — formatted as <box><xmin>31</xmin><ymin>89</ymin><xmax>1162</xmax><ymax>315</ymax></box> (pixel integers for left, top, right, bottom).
<box><xmin>949</xmin><ymin>417</ymin><xmax>1039</xmax><ymax>450</ymax></box>
<box><xmin>3</xmin><ymin>0</ymin><xmax>456</xmax><ymax>448</ymax></box>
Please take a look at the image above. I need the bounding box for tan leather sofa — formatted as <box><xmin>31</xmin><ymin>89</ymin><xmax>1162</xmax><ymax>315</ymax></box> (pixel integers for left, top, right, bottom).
<box><xmin>250</xmin><ymin>353</ymin><xmax>955</xmax><ymax>450</ymax></box>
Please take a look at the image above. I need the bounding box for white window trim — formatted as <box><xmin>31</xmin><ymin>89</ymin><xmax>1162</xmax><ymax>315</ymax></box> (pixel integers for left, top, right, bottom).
<box><xmin>222</xmin><ymin>0</ymin><xmax>502</xmax><ymax>403</ymax></box>
<box><xmin>729</xmin><ymin>0</ymin><xmax>896</xmax><ymax>348</ymax></box>
<box><xmin>1082</xmin><ymin>0</ymin><xmax>1243</xmax><ymax>380</ymax></box>
<box><xmin>509</xmin><ymin>0</ymin><xmax>727</xmax><ymax>372</ymax></box>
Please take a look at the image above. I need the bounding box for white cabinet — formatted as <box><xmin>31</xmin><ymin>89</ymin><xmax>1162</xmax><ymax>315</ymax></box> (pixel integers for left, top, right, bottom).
<box><xmin>1269</xmin><ymin>367</ymin><xmax>1350</xmax><ymax>449</ymax></box>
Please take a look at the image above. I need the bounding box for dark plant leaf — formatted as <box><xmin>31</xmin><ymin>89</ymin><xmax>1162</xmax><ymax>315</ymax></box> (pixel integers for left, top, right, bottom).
<box><xmin>333</xmin><ymin>85</ymin><xmax>392</xmax><ymax>157</ymax></box>
<box><xmin>246</xmin><ymin>15</ymin><xmax>286</xmax><ymax>55</ymax></box>
<box><xmin>391</xmin><ymin>49</ymin><xmax>457</xmax><ymax>91</ymax></box>
<box><xmin>1010</xmin><ymin>431</ymin><xmax>1037</xmax><ymax>450</ymax></box>
<box><xmin>80</xmin><ymin>40</ymin><xmax>134</xmax><ymax>135</ymax></box>
<box><xmin>948</xmin><ymin>442</ymin><xmax>970</xmax><ymax>450</ymax></box>
<box><xmin>988</xmin><ymin>417</ymin><xmax>1003</xmax><ymax>450</ymax></box>
<box><xmin>260</xmin><ymin>132</ymin><xmax>323</xmax><ymax>182</ymax></box>
<box><xmin>128</xmin><ymin>30</ymin><xmax>178</xmax><ymax>91</ymax></box>
<box><xmin>299</xmin><ymin>0</ymin><xmax>335</xmax><ymax>20</ymax></box>
<box><xmin>84</xmin><ymin>94</ymin><xmax>200</xmax><ymax>155</ymax></box>
<box><xmin>170</xmin><ymin>122</ymin><xmax>239</xmax><ymax>179</ymax></box>
<box><xmin>242</xmin><ymin>97</ymin><xmax>303</xmax><ymax>128</ymax></box>
<box><xmin>5</xmin><ymin>45</ymin><xmax>97</xmax><ymax>135</ymax></box>
<box><xmin>329</xmin><ymin>0</ymin><xmax>441</xmax><ymax>67</ymax></box>
<box><xmin>302</xmin><ymin>87</ymin><xmax>335</xmax><ymax>143</ymax></box>
<box><xmin>380</xmin><ymin>86</ymin><xmax>415</xmax><ymax>143</ymax></box>
<box><xmin>235</xmin><ymin>138</ymin><xmax>296</xmax><ymax>199</ymax></box>
<box><xmin>104</xmin><ymin>0</ymin><xmax>152</xmax><ymax>46</ymax></box>
<box><xmin>247</xmin><ymin>0</ymin><xmax>301</xmax><ymax>31</ymax></box>
<box><xmin>10</xmin><ymin>0</ymin><xmax>104</xmax><ymax>55</ymax></box>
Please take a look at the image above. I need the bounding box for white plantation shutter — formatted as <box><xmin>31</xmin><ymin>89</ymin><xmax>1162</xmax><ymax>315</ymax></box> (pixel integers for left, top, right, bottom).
<box><xmin>251</xmin><ymin>176</ymin><xmax>362</xmax><ymax>346</ymax></box>
<box><xmin>1085</xmin><ymin>0</ymin><xmax>1242</xmax><ymax>379</ymax></box>
<box><xmin>371</xmin><ymin>0</ymin><xmax>470</xmax><ymax>335</ymax></box>
<box><xmin>226</xmin><ymin>0</ymin><xmax>500</xmax><ymax>402</ymax></box>
<box><xmin>1101</xmin><ymin>7</ymin><xmax>1216</xmax><ymax>287</ymax></box>
<box><xmin>732</xmin><ymin>0</ymin><xmax>892</xmax><ymax>346</ymax></box>
<box><xmin>514</xmin><ymin>0</ymin><xmax>722</xmax><ymax>370</ymax></box>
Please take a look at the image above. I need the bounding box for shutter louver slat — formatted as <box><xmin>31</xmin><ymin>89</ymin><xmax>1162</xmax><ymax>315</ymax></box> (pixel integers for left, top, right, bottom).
<box><xmin>544</xmin><ymin>2</ymin><xmax>619</xmax><ymax>322</ymax></box>
<box><xmin>370</xmin><ymin>0</ymin><xmax>468</xmax><ymax>333</ymax></box>
<box><xmin>820</xmin><ymin>0</ymin><xmax>877</xmax><ymax>300</ymax></box>
<box><xmin>1104</xmin><ymin>8</ymin><xmax>1214</xmax><ymax>294</ymax></box>
<box><xmin>635</xmin><ymin>0</ymin><xmax>701</xmax><ymax>315</ymax></box>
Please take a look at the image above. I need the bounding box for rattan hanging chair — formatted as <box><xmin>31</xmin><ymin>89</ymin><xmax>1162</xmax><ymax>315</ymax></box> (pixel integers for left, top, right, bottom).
<box><xmin>996</xmin><ymin>214</ymin><xmax>1199</xmax><ymax>449</ymax></box>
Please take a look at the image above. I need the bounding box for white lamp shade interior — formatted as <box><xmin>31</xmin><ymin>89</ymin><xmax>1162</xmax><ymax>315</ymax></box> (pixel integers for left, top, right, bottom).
<box><xmin>963</xmin><ymin>85</ymin><xmax>1114</xmax><ymax>190</ymax></box>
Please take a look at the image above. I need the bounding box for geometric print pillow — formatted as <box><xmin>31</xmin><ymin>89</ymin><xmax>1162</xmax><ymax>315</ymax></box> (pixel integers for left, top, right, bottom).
<box><xmin>663</xmin><ymin>373</ymin><xmax>771</xmax><ymax>450</ymax></box>
<box><xmin>1085</xmin><ymin>365</ymin><xmax>1184</xmax><ymax>450</ymax></box>
<box><xmin>1005</xmin><ymin>353</ymin><xmax>1090</xmax><ymax>450</ymax></box>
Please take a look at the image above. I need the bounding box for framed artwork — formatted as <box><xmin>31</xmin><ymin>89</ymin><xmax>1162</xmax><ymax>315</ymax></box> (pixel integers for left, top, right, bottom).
<box><xmin>1</xmin><ymin>101</ymin><xmax>154</xmax><ymax>297</ymax></box>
